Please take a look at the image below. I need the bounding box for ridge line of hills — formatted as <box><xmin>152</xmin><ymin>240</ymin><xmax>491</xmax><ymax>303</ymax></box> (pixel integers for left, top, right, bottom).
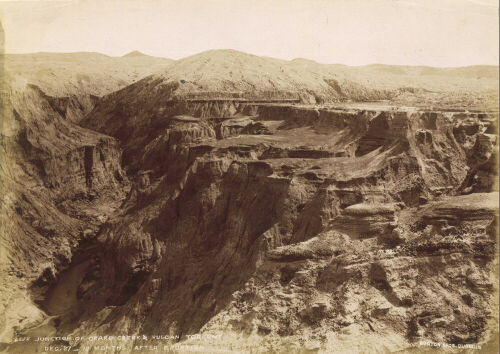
<box><xmin>2</xmin><ymin>48</ymin><xmax>499</xmax><ymax>117</ymax></box>
<box><xmin>5</xmin><ymin>48</ymin><xmax>498</xmax><ymax>70</ymax></box>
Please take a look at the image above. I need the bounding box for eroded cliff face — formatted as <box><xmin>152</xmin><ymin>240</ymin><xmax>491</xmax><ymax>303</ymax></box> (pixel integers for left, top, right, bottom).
<box><xmin>1</xmin><ymin>52</ymin><xmax>498</xmax><ymax>353</ymax></box>
<box><xmin>27</xmin><ymin>100</ymin><xmax>493</xmax><ymax>353</ymax></box>
<box><xmin>0</xmin><ymin>52</ymin><xmax>173</xmax><ymax>321</ymax></box>
<box><xmin>0</xmin><ymin>82</ymin><xmax>129</xmax><ymax>345</ymax></box>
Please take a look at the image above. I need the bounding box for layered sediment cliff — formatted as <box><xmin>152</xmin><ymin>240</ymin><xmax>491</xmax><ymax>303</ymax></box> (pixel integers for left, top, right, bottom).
<box><xmin>65</xmin><ymin>96</ymin><xmax>499</xmax><ymax>352</ymax></box>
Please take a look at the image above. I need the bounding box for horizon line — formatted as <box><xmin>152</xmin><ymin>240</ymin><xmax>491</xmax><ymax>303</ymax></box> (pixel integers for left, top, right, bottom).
<box><xmin>3</xmin><ymin>48</ymin><xmax>500</xmax><ymax>69</ymax></box>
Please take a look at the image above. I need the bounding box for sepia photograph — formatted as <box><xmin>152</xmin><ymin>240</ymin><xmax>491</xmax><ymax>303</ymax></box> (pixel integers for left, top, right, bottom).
<box><xmin>0</xmin><ymin>0</ymin><xmax>498</xmax><ymax>352</ymax></box>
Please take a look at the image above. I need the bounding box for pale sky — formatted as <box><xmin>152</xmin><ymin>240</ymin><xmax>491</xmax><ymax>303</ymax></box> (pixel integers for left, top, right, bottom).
<box><xmin>0</xmin><ymin>0</ymin><xmax>498</xmax><ymax>66</ymax></box>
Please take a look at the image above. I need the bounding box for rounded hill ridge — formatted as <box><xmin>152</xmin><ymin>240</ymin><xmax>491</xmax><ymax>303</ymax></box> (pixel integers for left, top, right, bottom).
<box><xmin>127</xmin><ymin>49</ymin><xmax>499</xmax><ymax>103</ymax></box>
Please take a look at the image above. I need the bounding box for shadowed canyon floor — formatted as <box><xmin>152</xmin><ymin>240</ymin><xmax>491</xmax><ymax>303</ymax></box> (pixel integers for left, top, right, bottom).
<box><xmin>0</xmin><ymin>50</ymin><xmax>498</xmax><ymax>353</ymax></box>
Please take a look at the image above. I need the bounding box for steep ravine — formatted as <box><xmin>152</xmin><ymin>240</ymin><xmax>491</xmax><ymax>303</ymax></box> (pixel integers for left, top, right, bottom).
<box><xmin>22</xmin><ymin>102</ymin><xmax>494</xmax><ymax>352</ymax></box>
<box><xmin>0</xmin><ymin>82</ymin><xmax>130</xmax><ymax>351</ymax></box>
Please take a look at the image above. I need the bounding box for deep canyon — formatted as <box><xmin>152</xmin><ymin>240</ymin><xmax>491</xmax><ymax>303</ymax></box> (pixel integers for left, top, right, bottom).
<box><xmin>0</xmin><ymin>50</ymin><xmax>498</xmax><ymax>353</ymax></box>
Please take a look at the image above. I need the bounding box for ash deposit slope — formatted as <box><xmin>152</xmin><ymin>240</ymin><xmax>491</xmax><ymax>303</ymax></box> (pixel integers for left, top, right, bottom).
<box><xmin>2</xmin><ymin>51</ymin><xmax>174</xmax><ymax>123</ymax></box>
<box><xmin>3</xmin><ymin>51</ymin><xmax>174</xmax><ymax>96</ymax></box>
<box><xmin>130</xmin><ymin>49</ymin><xmax>498</xmax><ymax>100</ymax></box>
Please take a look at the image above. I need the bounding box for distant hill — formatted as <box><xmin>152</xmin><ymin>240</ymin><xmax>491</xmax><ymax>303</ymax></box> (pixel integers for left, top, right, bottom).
<box><xmin>3</xmin><ymin>51</ymin><xmax>175</xmax><ymax>97</ymax></box>
<box><xmin>142</xmin><ymin>49</ymin><xmax>387</xmax><ymax>102</ymax></box>
<box><xmin>1</xmin><ymin>51</ymin><xmax>175</xmax><ymax>123</ymax></box>
<box><xmin>122</xmin><ymin>50</ymin><xmax>149</xmax><ymax>57</ymax></box>
<box><xmin>111</xmin><ymin>49</ymin><xmax>498</xmax><ymax>103</ymax></box>
<box><xmin>3</xmin><ymin>49</ymin><xmax>497</xmax><ymax>103</ymax></box>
